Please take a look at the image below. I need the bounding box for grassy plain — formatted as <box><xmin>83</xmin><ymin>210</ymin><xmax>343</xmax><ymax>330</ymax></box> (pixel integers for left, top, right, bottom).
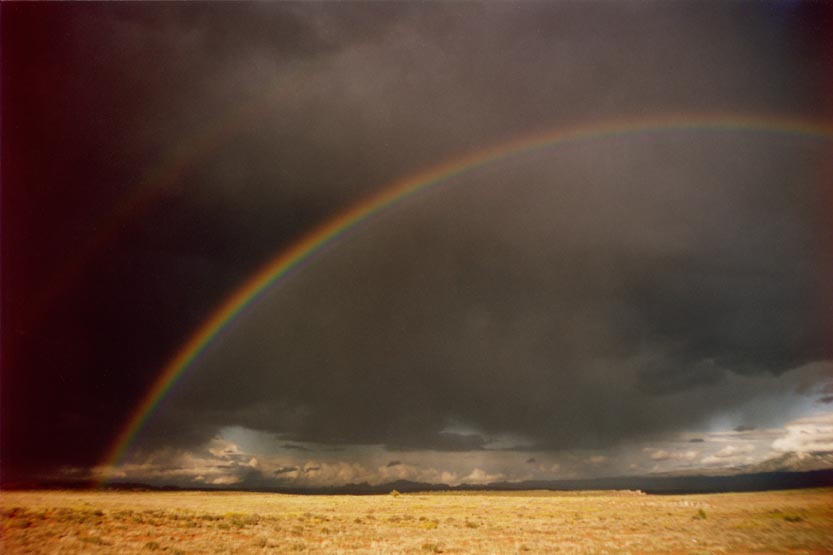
<box><xmin>1</xmin><ymin>488</ymin><xmax>832</xmax><ymax>554</ymax></box>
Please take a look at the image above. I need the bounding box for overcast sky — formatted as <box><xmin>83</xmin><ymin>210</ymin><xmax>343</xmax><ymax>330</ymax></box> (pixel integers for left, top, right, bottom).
<box><xmin>3</xmin><ymin>2</ymin><xmax>832</xmax><ymax>487</ymax></box>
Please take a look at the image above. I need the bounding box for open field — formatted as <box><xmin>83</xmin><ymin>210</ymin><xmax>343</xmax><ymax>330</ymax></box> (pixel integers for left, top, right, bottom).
<box><xmin>2</xmin><ymin>489</ymin><xmax>832</xmax><ymax>554</ymax></box>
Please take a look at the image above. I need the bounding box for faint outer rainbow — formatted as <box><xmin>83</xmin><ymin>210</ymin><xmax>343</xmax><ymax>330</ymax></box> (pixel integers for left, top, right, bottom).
<box><xmin>98</xmin><ymin>113</ymin><xmax>833</xmax><ymax>483</ymax></box>
<box><xmin>26</xmin><ymin>78</ymin><xmax>299</xmax><ymax>331</ymax></box>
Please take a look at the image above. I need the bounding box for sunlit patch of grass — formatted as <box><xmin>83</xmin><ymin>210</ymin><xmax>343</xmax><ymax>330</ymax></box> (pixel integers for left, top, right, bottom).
<box><xmin>224</xmin><ymin>511</ymin><xmax>261</xmax><ymax>528</ymax></box>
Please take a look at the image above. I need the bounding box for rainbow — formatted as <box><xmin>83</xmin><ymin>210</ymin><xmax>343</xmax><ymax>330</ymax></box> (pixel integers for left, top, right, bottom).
<box><xmin>98</xmin><ymin>114</ymin><xmax>833</xmax><ymax>482</ymax></box>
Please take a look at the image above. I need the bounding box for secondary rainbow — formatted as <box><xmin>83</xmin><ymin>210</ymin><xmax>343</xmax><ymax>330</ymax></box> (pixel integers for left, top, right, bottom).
<box><xmin>99</xmin><ymin>113</ymin><xmax>833</xmax><ymax>482</ymax></box>
<box><xmin>28</xmin><ymin>82</ymin><xmax>295</xmax><ymax>331</ymax></box>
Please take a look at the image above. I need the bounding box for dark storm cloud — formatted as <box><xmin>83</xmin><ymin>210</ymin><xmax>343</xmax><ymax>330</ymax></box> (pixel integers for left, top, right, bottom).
<box><xmin>391</xmin><ymin>433</ymin><xmax>487</xmax><ymax>453</ymax></box>
<box><xmin>163</xmin><ymin>129</ymin><xmax>831</xmax><ymax>455</ymax></box>
<box><xmin>3</xmin><ymin>1</ymin><xmax>415</xmax><ymax>478</ymax></box>
<box><xmin>138</xmin><ymin>3</ymin><xmax>828</xmax><ymax>455</ymax></box>
<box><xmin>281</xmin><ymin>444</ymin><xmax>312</xmax><ymax>452</ymax></box>
<box><xmin>274</xmin><ymin>466</ymin><xmax>298</xmax><ymax>476</ymax></box>
<box><xmin>3</xmin><ymin>2</ymin><xmax>831</xmax><ymax>480</ymax></box>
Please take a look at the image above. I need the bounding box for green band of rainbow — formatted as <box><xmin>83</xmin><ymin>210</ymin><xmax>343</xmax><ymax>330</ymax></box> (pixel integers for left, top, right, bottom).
<box><xmin>98</xmin><ymin>114</ymin><xmax>833</xmax><ymax>482</ymax></box>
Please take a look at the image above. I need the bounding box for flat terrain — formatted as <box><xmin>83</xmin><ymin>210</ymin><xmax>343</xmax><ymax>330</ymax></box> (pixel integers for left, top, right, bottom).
<box><xmin>1</xmin><ymin>488</ymin><xmax>832</xmax><ymax>554</ymax></box>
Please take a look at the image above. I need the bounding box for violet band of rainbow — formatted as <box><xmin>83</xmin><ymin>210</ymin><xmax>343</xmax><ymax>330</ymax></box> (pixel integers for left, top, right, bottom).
<box><xmin>98</xmin><ymin>113</ymin><xmax>833</xmax><ymax>484</ymax></box>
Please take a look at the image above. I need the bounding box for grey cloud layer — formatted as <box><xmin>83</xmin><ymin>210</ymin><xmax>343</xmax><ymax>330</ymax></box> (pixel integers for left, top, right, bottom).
<box><xmin>152</xmin><ymin>135</ymin><xmax>831</xmax><ymax>454</ymax></box>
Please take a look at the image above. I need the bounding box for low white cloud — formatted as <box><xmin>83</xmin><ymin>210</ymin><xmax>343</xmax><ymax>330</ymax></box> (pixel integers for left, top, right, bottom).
<box><xmin>463</xmin><ymin>468</ymin><xmax>504</xmax><ymax>484</ymax></box>
<box><xmin>701</xmin><ymin>444</ymin><xmax>755</xmax><ymax>465</ymax></box>
<box><xmin>439</xmin><ymin>471</ymin><xmax>459</xmax><ymax>484</ymax></box>
<box><xmin>712</xmin><ymin>444</ymin><xmax>755</xmax><ymax>458</ymax></box>
<box><xmin>208</xmin><ymin>438</ymin><xmax>245</xmax><ymax>458</ymax></box>
<box><xmin>105</xmin><ymin>442</ymin><xmax>258</xmax><ymax>485</ymax></box>
<box><xmin>377</xmin><ymin>462</ymin><xmax>418</xmax><ymax>482</ymax></box>
<box><xmin>645</xmin><ymin>448</ymin><xmax>698</xmax><ymax>462</ymax></box>
<box><xmin>205</xmin><ymin>474</ymin><xmax>242</xmax><ymax>485</ymax></box>
<box><xmin>772</xmin><ymin>412</ymin><xmax>833</xmax><ymax>453</ymax></box>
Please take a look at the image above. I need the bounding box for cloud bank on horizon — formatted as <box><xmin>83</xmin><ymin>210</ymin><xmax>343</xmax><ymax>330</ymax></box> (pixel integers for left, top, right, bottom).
<box><xmin>95</xmin><ymin>410</ymin><xmax>833</xmax><ymax>488</ymax></box>
<box><xmin>2</xmin><ymin>2</ymin><xmax>831</xmax><ymax>485</ymax></box>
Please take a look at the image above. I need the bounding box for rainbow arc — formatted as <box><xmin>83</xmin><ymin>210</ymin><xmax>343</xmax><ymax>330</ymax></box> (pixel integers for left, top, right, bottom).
<box><xmin>98</xmin><ymin>114</ymin><xmax>833</xmax><ymax>484</ymax></box>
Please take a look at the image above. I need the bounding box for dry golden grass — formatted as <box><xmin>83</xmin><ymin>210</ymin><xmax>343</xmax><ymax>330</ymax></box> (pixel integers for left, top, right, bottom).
<box><xmin>1</xmin><ymin>488</ymin><xmax>832</xmax><ymax>554</ymax></box>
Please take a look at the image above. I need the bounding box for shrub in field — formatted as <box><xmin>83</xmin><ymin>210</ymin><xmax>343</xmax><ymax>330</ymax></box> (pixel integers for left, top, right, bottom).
<box><xmin>80</xmin><ymin>536</ymin><xmax>111</xmax><ymax>546</ymax></box>
<box><xmin>224</xmin><ymin>512</ymin><xmax>260</xmax><ymax>527</ymax></box>
<box><xmin>1</xmin><ymin>507</ymin><xmax>25</xmax><ymax>519</ymax></box>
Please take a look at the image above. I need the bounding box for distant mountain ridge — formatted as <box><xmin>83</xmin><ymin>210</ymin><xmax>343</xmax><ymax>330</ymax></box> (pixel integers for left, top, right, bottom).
<box><xmin>649</xmin><ymin>451</ymin><xmax>833</xmax><ymax>478</ymax></box>
<box><xmin>16</xmin><ymin>468</ymin><xmax>831</xmax><ymax>495</ymax></box>
<box><xmin>7</xmin><ymin>452</ymin><xmax>832</xmax><ymax>494</ymax></box>
<box><xmin>739</xmin><ymin>451</ymin><xmax>833</xmax><ymax>474</ymax></box>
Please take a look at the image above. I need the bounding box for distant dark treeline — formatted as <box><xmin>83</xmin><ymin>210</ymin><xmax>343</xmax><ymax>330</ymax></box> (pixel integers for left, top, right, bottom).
<box><xmin>481</xmin><ymin>469</ymin><xmax>833</xmax><ymax>495</ymax></box>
